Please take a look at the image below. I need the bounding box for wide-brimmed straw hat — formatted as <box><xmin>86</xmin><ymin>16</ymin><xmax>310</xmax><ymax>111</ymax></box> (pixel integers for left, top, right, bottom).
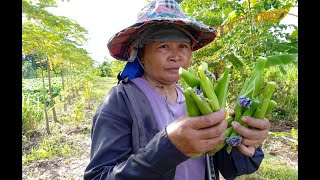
<box><xmin>107</xmin><ymin>0</ymin><xmax>217</xmax><ymax>62</ymax></box>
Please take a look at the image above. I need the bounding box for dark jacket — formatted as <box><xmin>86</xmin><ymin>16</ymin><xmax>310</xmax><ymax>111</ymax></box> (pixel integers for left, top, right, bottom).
<box><xmin>84</xmin><ymin>80</ymin><xmax>264</xmax><ymax>180</ymax></box>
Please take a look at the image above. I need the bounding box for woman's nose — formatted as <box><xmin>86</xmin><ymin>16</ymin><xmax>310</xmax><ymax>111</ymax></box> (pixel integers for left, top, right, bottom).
<box><xmin>169</xmin><ymin>47</ymin><xmax>182</xmax><ymax>62</ymax></box>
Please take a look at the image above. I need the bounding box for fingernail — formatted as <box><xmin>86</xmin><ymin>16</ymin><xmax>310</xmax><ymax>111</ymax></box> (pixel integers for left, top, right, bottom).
<box><xmin>242</xmin><ymin>116</ymin><xmax>247</xmax><ymax>122</ymax></box>
<box><xmin>232</xmin><ymin>121</ymin><xmax>239</xmax><ymax>127</ymax></box>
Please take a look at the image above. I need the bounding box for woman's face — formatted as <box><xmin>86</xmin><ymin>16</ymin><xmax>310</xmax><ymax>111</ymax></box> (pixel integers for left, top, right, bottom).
<box><xmin>140</xmin><ymin>41</ymin><xmax>192</xmax><ymax>85</ymax></box>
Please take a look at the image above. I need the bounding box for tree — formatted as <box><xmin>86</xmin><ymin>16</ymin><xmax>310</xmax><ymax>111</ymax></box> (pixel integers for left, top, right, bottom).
<box><xmin>22</xmin><ymin>0</ymin><xmax>94</xmax><ymax>134</ymax></box>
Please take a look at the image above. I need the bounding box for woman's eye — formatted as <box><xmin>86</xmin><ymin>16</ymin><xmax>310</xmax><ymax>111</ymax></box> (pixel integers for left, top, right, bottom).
<box><xmin>159</xmin><ymin>45</ymin><xmax>169</xmax><ymax>48</ymax></box>
<box><xmin>179</xmin><ymin>44</ymin><xmax>190</xmax><ymax>48</ymax></box>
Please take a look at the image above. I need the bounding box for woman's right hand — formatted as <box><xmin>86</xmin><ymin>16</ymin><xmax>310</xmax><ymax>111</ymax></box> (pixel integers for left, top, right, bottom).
<box><xmin>166</xmin><ymin>109</ymin><xmax>228</xmax><ymax>157</ymax></box>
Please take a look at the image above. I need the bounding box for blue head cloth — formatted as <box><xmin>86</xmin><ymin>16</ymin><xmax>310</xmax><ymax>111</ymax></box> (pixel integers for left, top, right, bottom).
<box><xmin>118</xmin><ymin>58</ymin><xmax>144</xmax><ymax>82</ymax></box>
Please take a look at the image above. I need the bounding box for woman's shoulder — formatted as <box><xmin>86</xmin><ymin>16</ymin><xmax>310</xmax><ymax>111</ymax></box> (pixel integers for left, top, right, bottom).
<box><xmin>104</xmin><ymin>79</ymin><xmax>143</xmax><ymax>101</ymax></box>
<box><xmin>113</xmin><ymin>79</ymin><xmax>139</xmax><ymax>92</ymax></box>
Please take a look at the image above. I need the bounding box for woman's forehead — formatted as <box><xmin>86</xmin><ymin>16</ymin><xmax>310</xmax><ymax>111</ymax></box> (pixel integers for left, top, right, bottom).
<box><xmin>145</xmin><ymin>41</ymin><xmax>192</xmax><ymax>46</ymax></box>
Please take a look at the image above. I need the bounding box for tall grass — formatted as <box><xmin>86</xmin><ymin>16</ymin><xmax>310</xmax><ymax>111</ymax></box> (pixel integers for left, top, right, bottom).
<box><xmin>235</xmin><ymin>154</ymin><xmax>298</xmax><ymax>180</ymax></box>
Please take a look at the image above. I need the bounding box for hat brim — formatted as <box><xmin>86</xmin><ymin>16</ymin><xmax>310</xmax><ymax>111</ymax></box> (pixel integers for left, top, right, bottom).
<box><xmin>107</xmin><ymin>18</ymin><xmax>217</xmax><ymax>61</ymax></box>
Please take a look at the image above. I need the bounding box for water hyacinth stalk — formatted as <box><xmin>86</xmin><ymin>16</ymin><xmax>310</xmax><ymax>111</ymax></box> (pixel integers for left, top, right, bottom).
<box><xmin>232</xmin><ymin>78</ymin><xmax>251</xmax><ymax>123</ymax></box>
<box><xmin>225</xmin><ymin>99</ymin><xmax>261</xmax><ymax>153</ymax></box>
<box><xmin>183</xmin><ymin>89</ymin><xmax>201</xmax><ymax>117</ymax></box>
<box><xmin>198</xmin><ymin>63</ymin><xmax>220</xmax><ymax>112</ymax></box>
<box><xmin>242</xmin><ymin>57</ymin><xmax>267</xmax><ymax>98</ymax></box>
<box><xmin>214</xmin><ymin>65</ymin><xmax>231</xmax><ymax>108</ymax></box>
<box><xmin>252</xmin><ymin>57</ymin><xmax>267</xmax><ymax>97</ymax></box>
<box><xmin>187</xmin><ymin>87</ymin><xmax>213</xmax><ymax>115</ymax></box>
<box><xmin>207</xmin><ymin>126</ymin><xmax>233</xmax><ymax>156</ymax></box>
<box><xmin>241</xmin><ymin>99</ymin><xmax>261</xmax><ymax>125</ymax></box>
<box><xmin>179</xmin><ymin>67</ymin><xmax>200</xmax><ymax>89</ymax></box>
<box><xmin>265</xmin><ymin>100</ymin><xmax>277</xmax><ymax>115</ymax></box>
<box><xmin>179</xmin><ymin>64</ymin><xmax>234</xmax><ymax>157</ymax></box>
<box><xmin>225</xmin><ymin>57</ymin><xmax>268</xmax><ymax>152</ymax></box>
<box><xmin>253</xmin><ymin>81</ymin><xmax>277</xmax><ymax>119</ymax></box>
<box><xmin>226</xmin><ymin>116</ymin><xmax>234</xmax><ymax>127</ymax></box>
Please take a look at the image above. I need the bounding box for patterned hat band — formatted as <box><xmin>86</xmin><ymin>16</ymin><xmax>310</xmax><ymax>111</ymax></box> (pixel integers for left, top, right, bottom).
<box><xmin>137</xmin><ymin>0</ymin><xmax>186</xmax><ymax>23</ymax></box>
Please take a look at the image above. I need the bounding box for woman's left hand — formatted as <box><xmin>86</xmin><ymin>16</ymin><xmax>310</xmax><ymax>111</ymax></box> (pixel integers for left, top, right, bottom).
<box><xmin>231</xmin><ymin>116</ymin><xmax>271</xmax><ymax>157</ymax></box>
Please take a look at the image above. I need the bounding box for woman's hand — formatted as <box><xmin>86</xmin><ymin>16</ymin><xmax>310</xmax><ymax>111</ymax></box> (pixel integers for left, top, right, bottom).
<box><xmin>166</xmin><ymin>109</ymin><xmax>228</xmax><ymax>157</ymax></box>
<box><xmin>232</xmin><ymin>116</ymin><xmax>271</xmax><ymax>157</ymax></box>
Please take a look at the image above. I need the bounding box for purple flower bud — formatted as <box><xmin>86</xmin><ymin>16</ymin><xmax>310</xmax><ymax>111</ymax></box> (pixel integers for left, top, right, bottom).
<box><xmin>238</xmin><ymin>95</ymin><xmax>252</xmax><ymax>109</ymax></box>
<box><xmin>204</xmin><ymin>70</ymin><xmax>216</xmax><ymax>81</ymax></box>
<box><xmin>194</xmin><ymin>88</ymin><xmax>202</xmax><ymax>95</ymax></box>
<box><xmin>226</xmin><ymin>136</ymin><xmax>243</xmax><ymax>147</ymax></box>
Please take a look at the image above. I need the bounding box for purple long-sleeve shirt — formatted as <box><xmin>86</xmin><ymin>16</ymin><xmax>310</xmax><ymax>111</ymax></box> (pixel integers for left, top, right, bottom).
<box><xmin>132</xmin><ymin>78</ymin><xmax>205</xmax><ymax>180</ymax></box>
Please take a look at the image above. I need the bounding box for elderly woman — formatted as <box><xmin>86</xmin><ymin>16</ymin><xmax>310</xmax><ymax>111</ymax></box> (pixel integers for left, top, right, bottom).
<box><xmin>84</xmin><ymin>0</ymin><xmax>270</xmax><ymax>180</ymax></box>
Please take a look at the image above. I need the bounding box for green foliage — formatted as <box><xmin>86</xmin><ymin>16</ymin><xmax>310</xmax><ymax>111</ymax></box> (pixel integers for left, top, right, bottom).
<box><xmin>22</xmin><ymin>134</ymin><xmax>81</xmax><ymax>165</ymax></box>
<box><xmin>111</xmin><ymin>60</ymin><xmax>126</xmax><ymax>77</ymax></box>
<box><xmin>264</xmin><ymin>63</ymin><xmax>297</xmax><ymax>123</ymax></box>
<box><xmin>235</xmin><ymin>154</ymin><xmax>297</xmax><ymax>179</ymax></box>
<box><xmin>91</xmin><ymin>77</ymin><xmax>118</xmax><ymax>106</ymax></box>
<box><xmin>182</xmin><ymin>0</ymin><xmax>298</xmax><ymax>67</ymax></box>
<box><xmin>265</xmin><ymin>53</ymin><xmax>297</xmax><ymax>68</ymax></box>
<box><xmin>22</xmin><ymin>96</ymin><xmax>42</xmax><ymax>134</ymax></box>
<box><xmin>181</xmin><ymin>0</ymin><xmax>298</xmax><ymax>125</ymax></box>
<box><xmin>288</xmin><ymin>128</ymin><xmax>298</xmax><ymax>150</ymax></box>
<box><xmin>23</xmin><ymin>60</ymin><xmax>38</xmax><ymax>79</ymax></box>
<box><xmin>23</xmin><ymin>77</ymin><xmax>62</xmax><ymax>107</ymax></box>
<box><xmin>98</xmin><ymin>61</ymin><xmax>113</xmax><ymax>77</ymax></box>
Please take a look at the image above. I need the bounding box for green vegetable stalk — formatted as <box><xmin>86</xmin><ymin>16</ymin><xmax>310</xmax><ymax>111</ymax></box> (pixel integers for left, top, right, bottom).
<box><xmin>180</xmin><ymin>64</ymin><xmax>233</xmax><ymax>157</ymax></box>
<box><xmin>225</xmin><ymin>99</ymin><xmax>261</xmax><ymax>153</ymax></box>
<box><xmin>207</xmin><ymin>126</ymin><xmax>233</xmax><ymax>156</ymax></box>
<box><xmin>187</xmin><ymin>87</ymin><xmax>213</xmax><ymax>115</ymax></box>
<box><xmin>224</xmin><ymin>57</ymin><xmax>276</xmax><ymax>154</ymax></box>
<box><xmin>183</xmin><ymin>89</ymin><xmax>201</xmax><ymax>117</ymax></box>
<box><xmin>198</xmin><ymin>63</ymin><xmax>220</xmax><ymax>112</ymax></box>
<box><xmin>265</xmin><ymin>100</ymin><xmax>277</xmax><ymax>115</ymax></box>
<box><xmin>179</xmin><ymin>67</ymin><xmax>200</xmax><ymax>89</ymax></box>
<box><xmin>253</xmin><ymin>81</ymin><xmax>277</xmax><ymax>118</ymax></box>
<box><xmin>214</xmin><ymin>65</ymin><xmax>231</xmax><ymax>108</ymax></box>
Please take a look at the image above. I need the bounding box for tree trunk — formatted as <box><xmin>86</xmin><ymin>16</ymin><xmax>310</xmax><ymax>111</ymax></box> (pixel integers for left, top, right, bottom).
<box><xmin>41</xmin><ymin>67</ymin><xmax>50</xmax><ymax>135</ymax></box>
<box><xmin>61</xmin><ymin>70</ymin><xmax>67</xmax><ymax>111</ymax></box>
<box><xmin>46</xmin><ymin>57</ymin><xmax>59</xmax><ymax>123</ymax></box>
<box><xmin>66</xmin><ymin>62</ymin><xmax>71</xmax><ymax>105</ymax></box>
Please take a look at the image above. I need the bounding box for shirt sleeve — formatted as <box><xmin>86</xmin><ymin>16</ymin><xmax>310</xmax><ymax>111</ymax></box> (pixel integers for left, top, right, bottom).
<box><xmin>213</xmin><ymin>145</ymin><xmax>264</xmax><ymax>179</ymax></box>
<box><xmin>84</xmin><ymin>86</ymin><xmax>189</xmax><ymax>180</ymax></box>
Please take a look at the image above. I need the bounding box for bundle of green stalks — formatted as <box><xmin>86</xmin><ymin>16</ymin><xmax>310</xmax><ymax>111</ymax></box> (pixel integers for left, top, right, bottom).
<box><xmin>179</xmin><ymin>62</ymin><xmax>232</xmax><ymax>157</ymax></box>
<box><xmin>225</xmin><ymin>57</ymin><xmax>278</xmax><ymax>154</ymax></box>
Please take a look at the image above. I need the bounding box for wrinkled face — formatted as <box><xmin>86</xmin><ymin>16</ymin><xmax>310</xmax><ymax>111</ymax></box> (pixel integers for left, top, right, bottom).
<box><xmin>140</xmin><ymin>41</ymin><xmax>192</xmax><ymax>85</ymax></box>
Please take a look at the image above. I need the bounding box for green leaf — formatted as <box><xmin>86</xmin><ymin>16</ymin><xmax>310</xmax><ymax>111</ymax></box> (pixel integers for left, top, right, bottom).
<box><xmin>226</xmin><ymin>53</ymin><xmax>244</xmax><ymax>69</ymax></box>
<box><xmin>222</xmin><ymin>10</ymin><xmax>237</xmax><ymax>25</ymax></box>
<box><xmin>221</xmin><ymin>8</ymin><xmax>233</xmax><ymax>19</ymax></box>
<box><xmin>291</xmin><ymin>28</ymin><xmax>298</xmax><ymax>39</ymax></box>
<box><xmin>278</xmin><ymin>64</ymin><xmax>287</xmax><ymax>75</ymax></box>
<box><xmin>265</xmin><ymin>54</ymin><xmax>298</xmax><ymax>68</ymax></box>
<box><xmin>219</xmin><ymin>0</ymin><xmax>228</xmax><ymax>5</ymax></box>
<box><xmin>274</xmin><ymin>42</ymin><xmax>298</xmax><ymax>53</ymax></box>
